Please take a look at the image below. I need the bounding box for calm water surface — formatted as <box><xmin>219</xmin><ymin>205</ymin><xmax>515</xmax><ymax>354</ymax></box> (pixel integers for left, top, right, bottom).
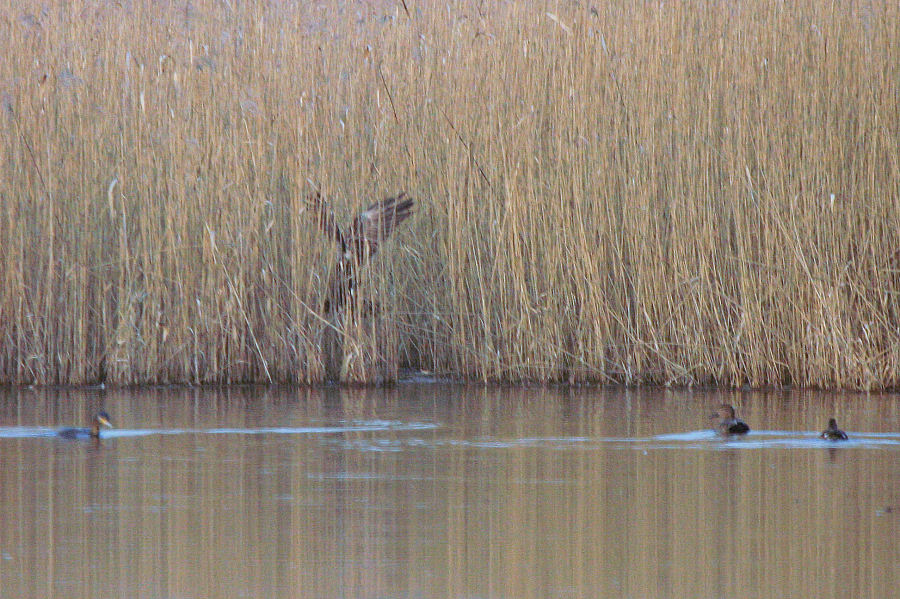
<box><xmin>0</xmin><ymin>385</ymin><xmax>897</xmax><ymax>599</ymax></box>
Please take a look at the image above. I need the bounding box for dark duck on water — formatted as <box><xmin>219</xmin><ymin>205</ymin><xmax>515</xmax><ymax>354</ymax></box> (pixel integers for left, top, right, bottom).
<box><xmin>711</xmin><ymin>404</ymin><xmax>750</xmax><ymax>436</ymax></box>
<box><xmin>820</xmin><ymin>418</ymin><xmax>848</xmax><ymax>441</ymax></box>
<box><xmin>57</xmin><ymin>411</ymin><xmax>113</xmax><ymax>439</ymax></box>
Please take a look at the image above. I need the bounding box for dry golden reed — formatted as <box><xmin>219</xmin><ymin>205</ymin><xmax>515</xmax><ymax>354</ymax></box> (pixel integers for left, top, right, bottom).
<box><xmin>0</xmin><ymin>0</ymin><xmax>898</xmax><ymax>387</ymax></box>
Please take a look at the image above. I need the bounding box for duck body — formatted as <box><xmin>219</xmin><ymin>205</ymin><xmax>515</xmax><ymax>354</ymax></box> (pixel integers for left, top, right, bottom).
<box><xmin>57</xmin><ymin>427</ymin><xmax>95</xmax><ymax>440</ymax></box>
<box><xmin>57</xmin><ymin>411</ymin><xmax>113</xmax><ymax>439</ymax></box>
<box><xmin>712</xmin><ymin>404</ymin><xmax>750</xmax><ymax>436</ymax></box>
<box><xmin>820</xmin><ymin>418</ymin><xmax>848</xmax><ymax>441</ymax></box>
<box><xmin>718</xmin><ymin>419</ymin><xmax>751</xmax><ymax>435</ymax></box>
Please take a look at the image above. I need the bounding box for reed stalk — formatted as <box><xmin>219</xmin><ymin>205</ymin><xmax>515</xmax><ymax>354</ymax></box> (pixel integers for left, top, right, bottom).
<box><xmin>0</xmin><ymin>0</ymin><xmax>897</xmax><ymax>388</ymax></box>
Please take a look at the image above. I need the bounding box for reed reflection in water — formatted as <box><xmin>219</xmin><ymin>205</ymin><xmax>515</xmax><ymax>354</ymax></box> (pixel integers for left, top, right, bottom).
<box><xmin>0</xmin><ymin>386</ymin><xmax>897</xmax><ymax>598</ymax></box>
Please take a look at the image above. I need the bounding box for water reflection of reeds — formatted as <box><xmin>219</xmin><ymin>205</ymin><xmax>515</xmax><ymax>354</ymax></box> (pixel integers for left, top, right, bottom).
<box><xmin>0</xmin><ymin>386</ymin><xmax>897</xmax><ymax>598</ymax></box>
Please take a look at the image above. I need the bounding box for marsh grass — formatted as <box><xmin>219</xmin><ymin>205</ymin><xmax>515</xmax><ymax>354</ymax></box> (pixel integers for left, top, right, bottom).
<box><xmin>0</xmin><ymin>0</ymin><xmax>898</xmax><ymax>387</ymax></box>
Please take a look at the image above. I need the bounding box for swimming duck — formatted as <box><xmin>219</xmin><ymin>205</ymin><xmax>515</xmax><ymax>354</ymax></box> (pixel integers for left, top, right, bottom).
<box><xmin>820</xmin><ymin>418</ymin><xmax>848</xmax><ymax>441</ymax></box>
<box><xmin>307</xmin><ymin>191</ymin><xmax>414</xmax><ymax>313</ymax></box>
<box><xmin>711</xmin><ymin>404</ymin><xmax>750</xmax><ymax>435</ymax></box>
<box><xmin>57</xmin><ymin>411</ymin><xmax>113</xmax><ymax>439</ymax></box>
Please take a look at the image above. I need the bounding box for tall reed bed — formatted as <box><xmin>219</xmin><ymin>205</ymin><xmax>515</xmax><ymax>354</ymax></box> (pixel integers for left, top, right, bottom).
<box><xmin>0</xmin><ymin>0</ymin><xmax>898</xmax><ymax>387</ymax></box>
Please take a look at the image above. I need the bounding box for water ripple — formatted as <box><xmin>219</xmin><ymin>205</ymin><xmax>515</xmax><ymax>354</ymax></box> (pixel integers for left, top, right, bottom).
<box><xmin>328</xmin><ymin>430</ymin><xmax>900</xmax><ymax>452</ymax></box>
<box><xmin>0</xmin><ymin>420</ymin><xmax>440</xmax><ymax>439</ymax></box>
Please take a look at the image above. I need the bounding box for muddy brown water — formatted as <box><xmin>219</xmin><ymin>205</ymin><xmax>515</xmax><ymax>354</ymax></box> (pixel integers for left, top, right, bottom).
<box><xmin>0</xmin><ymin>385</ymin><xmax>897</xmax><ymax>598</ymax></box>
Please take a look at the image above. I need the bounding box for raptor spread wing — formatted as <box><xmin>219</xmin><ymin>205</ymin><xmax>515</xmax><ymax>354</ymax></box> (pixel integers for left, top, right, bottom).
<box><xmin>306</xmin><ymin>191</ymin><xmax>346</xmax><ymax>251</ymax></box>
<box><xmin>347</xmin><ymin>192</ymin><xmax>414</xmax><ymax>262</ymax></box>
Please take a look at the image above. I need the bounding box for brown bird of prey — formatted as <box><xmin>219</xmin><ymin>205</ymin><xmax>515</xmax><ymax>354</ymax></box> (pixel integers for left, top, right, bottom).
<box><xmin>307</xmin><ymin>191</ymin><xmax>414</xmax><ymax>313</ymax></box>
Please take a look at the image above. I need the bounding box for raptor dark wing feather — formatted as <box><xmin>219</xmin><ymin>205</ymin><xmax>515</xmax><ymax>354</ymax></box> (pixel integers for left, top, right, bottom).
<box><xmin>347</xmin><ymin>192</ymin><xmax>414</xmax><ymax>262</ymax></box>
<box><xmin>306</xmin><ymin>191</ymin><xmax>346</xmax><ymax>251</ymax></box>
